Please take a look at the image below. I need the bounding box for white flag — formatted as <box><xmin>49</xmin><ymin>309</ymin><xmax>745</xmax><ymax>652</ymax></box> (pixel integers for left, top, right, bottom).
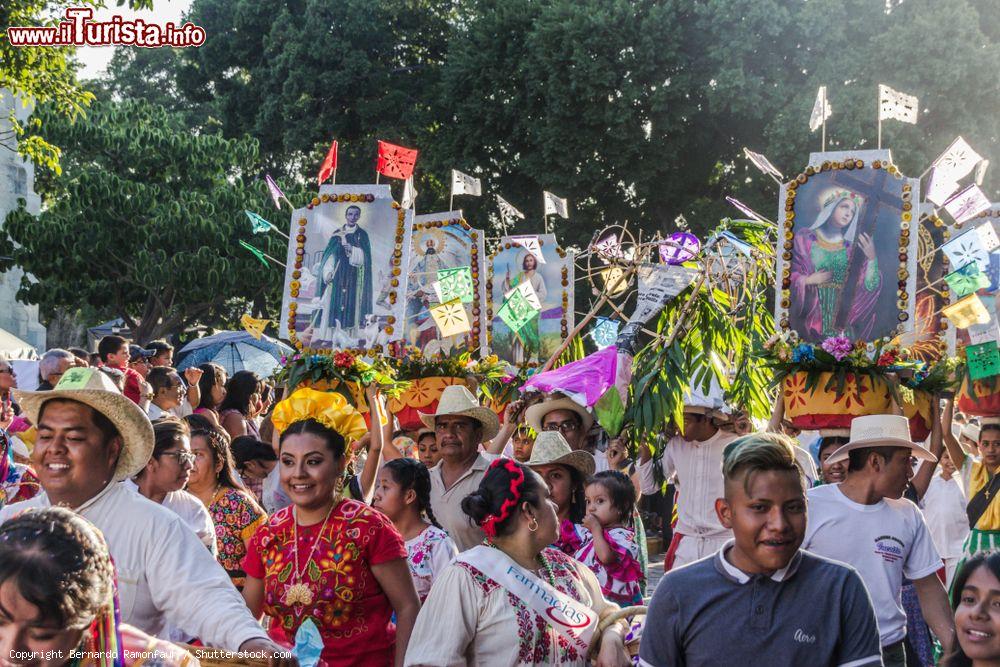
<box><xmin>932</xmin><ymin>137</ymin><xmax>983</xmax><ymax>183</ymax></box>
<box><xmin>944</xmin><ymin>184</ymin><xmax>991</xmax><ymax>224</ymax></box>
<box><xmin>401</xmin><ymin>176</ymin><xmax>418</xmax><ymax>209</ymax></box>
<box><xmin>508</xmin><ymin>235</ymin><xmax>546</xmax><ymax>264</ymax></box>
<box><xmin>809</xmin><ymin>86</ymin><xmax>831</xmax><ymax>132</ymax></box>
<box><xmin>975</xmin><ymin>159</ymin><xmax>990</xmax><ymax>186</ymax></box>
<box><xmin>742</xmin><ymin>147</ymin><xmax>784</xmax><ymax>180</ymax></box>
<box><xmin>926</xmin><ymin>167</ymin><xmax>960</xmax><ymax>207</ymax></box>
<box><xmin>543</xmin><ymin>191</ymin><xmax>569</xmax><ymax>218</ymax></box>
<box><xmin>496</xmin><ymin>195</ymin><xmax>525</xmax><ymax>225</ymax></box>
<box><xmin>878</xmin><ymin>84</ymin><xmax>918</xmax><ymax>124</ymax></box>
<box><xmin>451</xmin><ymin>169</ymin><xmax>482</xmax><ymax>197</ymax></box>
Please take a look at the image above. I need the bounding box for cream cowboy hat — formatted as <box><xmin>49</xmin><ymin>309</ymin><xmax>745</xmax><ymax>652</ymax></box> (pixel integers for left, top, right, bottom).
<box><xmin>827</xmin><ymin>414</ymin><xmax>936</xmax><ymax>465</ymax></box>
<box><xmin>524</xmin><ymin>395</ymin><xmax>595</xmax><ymax>433</ymax></box>
<box><xmin>15</xmin><ymin>367</ymin><xmax>154</xmax><ymax>483</ymax></box>
<box><xmin>418</xmin><ymin>385</ymin><xmax>500</xmax><ymax>441</ymax></box>
<box><xmin>525</xmin><ymin>431</ymin><xmax>596</xmax><ymax>478</ymax></box>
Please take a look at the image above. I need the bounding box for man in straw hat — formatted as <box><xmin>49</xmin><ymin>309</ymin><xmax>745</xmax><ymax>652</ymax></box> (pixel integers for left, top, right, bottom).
<box><xmin>637</xmin><ymin>380</ymin><xmax>739</xmax><ymax>571</ymax></box>
<box><xmin>0</xmin><ymin>368</ymin><xmax>294</xmax><ymax>662</ymax></box>
<box><xmin>421</xmin><ymin>384</ymin><xmax>501</xmax><ymax>551</ymax></box>
<box><xmin>802</xmin><ymin>414</ymin><xmax>952</xmax><ymax>666</ymax></box>
<box><xmin>524</xmin><ymin>393</ymin><xmax>602</xmax><ymax>467</ymax></box>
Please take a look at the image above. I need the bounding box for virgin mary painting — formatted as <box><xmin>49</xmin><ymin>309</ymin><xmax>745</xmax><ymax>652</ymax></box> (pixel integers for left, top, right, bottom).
<box><xmin>790</xmin><ymin>189</ymin><xmax>881</xmax><ymax>342</ymax></box>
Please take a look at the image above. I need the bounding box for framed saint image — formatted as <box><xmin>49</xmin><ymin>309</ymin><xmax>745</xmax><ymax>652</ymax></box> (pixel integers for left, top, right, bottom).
<box><xmin>775</xmin><ymin>150</ymin><xmax>919</xmax><ymax>343</ymax></box>
<box><xmin>280</xmin><ymin>184</ymin><xmax>413</xmax><ymax>353</ymax></box>
<box><xmin>487</xmin><ymin>234</ymin><xmax>574</xmax><ymax>365</ymax></box>
<box><xmin>405</xmin><ymin>211</ymin><xmax>487</xmax><ymax>355</ymax></box>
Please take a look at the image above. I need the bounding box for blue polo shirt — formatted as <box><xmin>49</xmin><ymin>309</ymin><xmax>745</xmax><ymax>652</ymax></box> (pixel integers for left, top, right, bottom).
<box><xmin>638</xmin><ymin>543</ymin><xmax>882</xmax><ymax>667</ymax></box>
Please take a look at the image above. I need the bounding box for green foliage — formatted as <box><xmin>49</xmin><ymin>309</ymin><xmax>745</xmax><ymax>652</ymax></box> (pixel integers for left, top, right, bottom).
<box><xmin>0</xmin><ymin>98</ymin><xmax>284</xmax><ymax>342</ymax></box>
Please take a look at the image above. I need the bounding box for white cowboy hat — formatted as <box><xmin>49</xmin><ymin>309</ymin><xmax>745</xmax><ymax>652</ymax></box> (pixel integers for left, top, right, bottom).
<box><xmin>961</xmin><ymin>423</ymin><xmax>982</xmax><ymax>442</ymax></box>
<box><xmin>827</xmin><ymin>414</ymin><xmax>936</xmax><ymax>465</ymax></box>
<box><xmin>525</xmin><ymin>431</ymin><xmax>596</xmax><ymax>478</ymax></box>
<box><xmin>418</xmin><ymin>385</ymin><xmax>500</xmax><ymax>441</ymax></box>
<box><xmin>524</xmin><ymin>395</ymin><xmax>595</xmax><ymax>433</ymax></box>
<box><xmin>15</xmin><ymin>367</ymin><xmax>154</xmax><ymax>483</ymax></box>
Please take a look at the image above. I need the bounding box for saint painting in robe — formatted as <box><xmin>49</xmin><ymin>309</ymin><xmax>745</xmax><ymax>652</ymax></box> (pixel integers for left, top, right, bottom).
<box><xmin>502</xmin><ymin>251</ymin><xmax>547</xmax><ymax>363</ymax></box>
<box><xmin>309</xmin><ymin>205</ymin><xmax>373</xmax><ymax>336</ymax></box>
<box><xmin>789</xmin><ymin>190</ymin><xmax>881</xmax><ymax>342</ymax></box>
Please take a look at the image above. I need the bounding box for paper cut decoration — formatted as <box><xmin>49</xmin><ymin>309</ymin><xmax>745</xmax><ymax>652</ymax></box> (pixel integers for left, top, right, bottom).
<box><xmin>942</xmin><ymin>294</ymin><xmax>991</xmax><ymax>329</ymax></box>
<box><xmin>743</xmin><ymin>148</ymin><xmax>783</xmax><ymax>180</ymax></box>
<box><xmin>497</xmin><ymin>195</ymin><xmax>525</xmax><ymax>225</ymax></box>
<box><xmin>660</xmin><ymin>232</ymin><xmax>700</xmax><ymax>264</ymax></box>
<box><xmin>245</xmin><ymin>210</ymin><xmax>273</xmax><ymax>234</ymax></box>
<box><xmin>809</xmin><ymin>86</ymin><xmax>831</xmax><ymax>132</ymax></box>
<box><xmin>451</xmin><ymin>170</ymin><xmax>482</xmax><ymax>197</ymax></box>
<box><xmin>592</xmin><ymin>234</ymin><xmax>624</xmax><ymax>262</ymax></box>
<box><xmin>509</xmin><ymin>279</ymin><xmax>542</xmax><ymax>311</ymax></box>
<box><xmin>509</xmin><ymin>235</ymin><xmax>546</xmax><ymax>264</ymax></box>
<box><xmin>967</xmin><ymin>341</ymin><xmax>1000</xmax><ymax>381</ymax></box>
<box><xmin>725</xmin><ymin>196</ymin><xmax>768</xmax><ymax>223</ymax></box>
<box><xmin>590</xmin><ymin>317</ymin><xmax>620</xmax><ymax>349</ymax></box>
<box><xmin>944</xmin><ymin>262</ymin><xmax>990</xmax><ymax>298</ymax></box>
<box><xmin>543</xmin><ymin>191</ymin><xmax>569</xmax><ymax>218</ymax></box>
<box><xmin>933</xmin><ymin>137</ymin><xmax>983</xmax><ymax>184</ymax></box>
<box><xmin>600</xmin><ymin>267</ymin><xmax>629</xmax><ymax>296</ymax></box>
<box><xmin>241</xmin><ymin>314</ymin><xmax>271</xmax><ymax>340</ymax></box>
<box><xmin>497</xmin><ymin>284</ymin><xmax>540</xmax><ymax>332</ymax></box>
<box><xmin>265</xmin><ymin>174</ymin><xmax>287</xmax><ymax>210</ymax></box>
<box><xmin>318</xmin><ymin>140</ymin><xmax>338</xmax><ymax>185</ymax></box>
<box><xmin>435</xmin><ymin>266</ymin><xmax>474</xmax><ymax>304</ymax></box>
<box><xmin>975</xmin><ymin>159</ymin><xmax>990</xmax><ymax>186</ymax></box>
<box><xmin>629</xmin><ymin>264</ymin><xmax>698</xmax><ymax>324</ymax></box>
<box><xmin>57</xmin><ymin>367</ymin><xmax>95</xmax><ymax>390</ymax></box>
<box><xmin>926</xmin><ymin>168</ymin><xmax>959</xmax><ymax>207</ymax></box>
<box><xmin>944</xmin><ymin>184</ymin><xmax>991</xmax><ymax>224</ymax></box>
<box><xmin>430</xmin><ymin>298</ymin><xmax>471</xmax><ymax>337</ymax></box>
<box><xmin>376</xmin><ymin>140</ymin><xmax>418</xmax><ymax>180</ymax></box>
<box><xmin>878</xmin><ymin>84</ymin><xmax>918</xmax><ymax>124</ymax></box>
<box><xmin>401</xmin><ymin>176</ymin><xmax>417</xmax><ymax>209</ymax></box>
<box><xmin>239</xmin><ymin>240</ymin><xmax>270</xmax><ymax>267</ymax></box>
<box><xmin>968</xmin><ymin>311</ymin><xmax>1000</xmax><ymax>345</ymax></box>
<box><xmin>942</xmin><ymin>228</ymin><xmax>992</xmax><ymax>272</ymax></box>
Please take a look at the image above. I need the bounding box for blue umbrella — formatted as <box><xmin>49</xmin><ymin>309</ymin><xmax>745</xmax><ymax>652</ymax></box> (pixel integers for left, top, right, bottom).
<box><xmin>175</xmin><ymin>331</ymin><xmax>294</xmax><ymax>379</ymax></box>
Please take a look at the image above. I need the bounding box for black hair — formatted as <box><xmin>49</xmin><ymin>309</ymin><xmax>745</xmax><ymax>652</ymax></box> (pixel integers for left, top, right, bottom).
<box><xmin>944</xmin><ymin>551</ymin><xmax>1000</xmax><ymax>667</ymax></box>
<box><xmin>196</xmin><ymin>362</ymin><xmax>227</xmax><ymax>411</ymax></box>
<box><xmin>0</xmin><ymin>507</ymin><xmax>115</xmax><ymax>630</ymax></box>
<box><xmin>981</xmin><ymin>424</ymin><xmax>1000</xmax><ymax>440</ymax></box>
<box><xmin>151</xmin><ymin>417</ymin><xmax>190</xmax><ymax>458</ymax></box>
<box><xmin>147</xmin><ymin>340</ymin><xmax>174</xmax><ymax>355</ymax></box>
<box><xmin>818</xmin><ymin>436</ymin><xmax>849</xmax><ymax>460</ymax></box>
<box><xmin>587</xmin><ymin>470</ymin><xmax>636</xmax><ymax>527</ymax></box>
<box><xmin>566</xmin><ymin>465</ymin><xmax>587</xmax><ymax>523</ymax></box>
<box><xmin>416</xmin><ymin>431</ymin><xmax>436</xmax><ymax>446</ymax></box>
<box><xmin>231</xmin><ymin>435</ymin><xmax>277</xmax><ymax>467</ymax></box>
<box><xmin>383</xmin><ymin>458</ymin><xmax>441</xmax><ymax>528</ymax></box>
<box><xmin>847</xmin><ymin>445</ymin><xmax>903</xmax><ymax>472</ymax></box>
<box><xmin>279</xmin><ymin>418</ymin><xmax>347</xmax><ymax>459</ymax></box>
<box><xmin>183</xmin><ymin>414</ymin><xmax>251</xmax><ymax>494</ymax></box>
<box><xmin>461</xmin><ymin>460</ymin><xmax>545</xmax><ymax>538</ymax></box>
<box><xmin>97</xmin><ymin>335</ymin><xmax>127</xmax><ymax>363</ymax></box>
<box><xmin>147</xmin><ymin>366</ymin><xmax>179</xmax><ymax>394</ymax></box>
<box><xmin>68</xmin><ymin>347</ymin><xmax>89</xmax><ymax>362</ymax></box>
<box><xmin>219</xmin><ymin>370</ymin><xmax>262</xmax><ymax>416</ymax></box>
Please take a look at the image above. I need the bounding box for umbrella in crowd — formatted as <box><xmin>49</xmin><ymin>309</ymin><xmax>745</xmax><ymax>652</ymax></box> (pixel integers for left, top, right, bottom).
<box><xmin>174</xmin><ymin>330</ymin><xmax>293</xmax><ymax>378</ymax></box>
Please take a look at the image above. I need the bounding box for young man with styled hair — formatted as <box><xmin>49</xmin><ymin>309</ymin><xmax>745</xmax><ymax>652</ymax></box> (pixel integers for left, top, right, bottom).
<box><xmin>639</xmin><ymin>432</ymin><xmax>881</xmax><ymax>667</ymax></box>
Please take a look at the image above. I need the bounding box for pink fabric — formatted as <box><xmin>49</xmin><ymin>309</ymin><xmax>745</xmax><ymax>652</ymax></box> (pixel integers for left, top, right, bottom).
<box><xmin>522</xmin><ymin>347</ymin><xmax>618</xmax><ymax>407</ymax></box>
<box><xmin>574</xmin><ymin>527</ymin><xmax>645</xmax><ymax>606</ymax></box>
<box><xmin>554</xmin><ymin>518</ymin><xmax>587</xmax><ymax>555</ymax></box>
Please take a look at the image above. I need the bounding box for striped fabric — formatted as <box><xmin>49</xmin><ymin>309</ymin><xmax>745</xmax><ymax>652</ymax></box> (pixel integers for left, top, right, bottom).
<box><xmin>950</xmin><ymin>529</ymin><xmax>1000</xmax><ymax>596</ymax></box>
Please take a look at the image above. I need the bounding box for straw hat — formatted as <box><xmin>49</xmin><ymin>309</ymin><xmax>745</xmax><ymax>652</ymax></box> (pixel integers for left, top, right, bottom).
<box><xmin>827</xmin><ymin>414</ymin><xmax>936</xmax><ymax>465</ymax></box>
<box><xmin>961</xmin><ymin>423</ymin><xmax>982</xmax><ymax>442</ymax></box>
<box><xmin>15</xmin><ymin>367</ymin><xmax>154</xmax><ymax>483</ymax></box>
<box><xmin>524</xmin><ymin>395</ymin><xmax>594</xmax><ymax>433</ymax></box>
<box><xmin>525</xmin><ymin>431</ymin><xmax>596</xmax><ymax>478</ymax></box>
<box><xmin>418</xmin><ymin>385</ymin><xmax>500</xmax><ymax>440</ymax></box>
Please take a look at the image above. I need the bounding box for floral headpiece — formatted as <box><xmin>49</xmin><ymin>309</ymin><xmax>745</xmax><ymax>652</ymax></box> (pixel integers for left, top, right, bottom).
<box><xmin>271</xmin><ymin>388</ymin><xmax>368</xmax><ymax>443</ymax></box>
<box><xmin>480</xmin><ymin>459</ymin><xmax>526</xmax><ymax>538</ymax></box>
<box><xmin>821</xmin><ymin>189</ymin><xmax>864</xmax><ymax>209</ymax></box>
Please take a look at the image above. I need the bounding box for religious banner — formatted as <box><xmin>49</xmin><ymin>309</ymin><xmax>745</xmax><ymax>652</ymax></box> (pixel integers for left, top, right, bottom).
<box><xmin>909</xmin><ymin>205</ymin><xmax>951</xmax><ymax>362</ymax></box>
<box><xmin>404</xmin><ymin>211</ymin><xmax>486</xmax><ymax>355</ymax></box>
<box><xmin>280</xmin><ymin>185</ymin><xmax>414</xmax><ymax>354</ymax></box>
<box><xmin>955</xmin><ymin>205</ymin><xmax>1000</xmax><ymax>352</ymax></box>
<box><xmin>629</xmin><ymin>263</ymin><xmax>698</xmax><ymax>325</ymax></box>
<box><xmin>488</xmin><ymin>233</ymin><xmax>574</xmax><ymax>365</ymax></box>
<box><xmin>774</xmin><ymin>149</ymin><xmax>920</xmax><ymax>343</ymax></box>
<box><xmin>509</xmin><ymin>235</ymin><xmax>546</xmax><ymax>264</ymax></box>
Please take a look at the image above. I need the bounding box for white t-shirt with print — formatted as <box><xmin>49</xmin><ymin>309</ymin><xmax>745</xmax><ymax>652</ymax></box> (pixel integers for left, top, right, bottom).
<box><xmin>803</xmin><ymin>483</ymin><xmax>942</xmax><ymax>646</ymax></box>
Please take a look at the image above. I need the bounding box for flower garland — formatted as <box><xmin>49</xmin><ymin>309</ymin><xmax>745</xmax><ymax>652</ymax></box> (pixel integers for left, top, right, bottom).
<box><xmin>271</xmin><ymin>351</ymin><xmax>405</xmax><ymax>400</ymax></box>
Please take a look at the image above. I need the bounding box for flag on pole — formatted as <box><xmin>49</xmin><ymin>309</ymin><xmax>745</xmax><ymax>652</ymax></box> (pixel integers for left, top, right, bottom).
<box><xmin>497</xmin><ymin>195</ymin><xmax>525</xmax><ymax>225</ymax></box>
<box><xmin>725</xmin><ymin>196</ymin><xmax>768</xmax><ymax>223</ymax></box>
<box><xmin>429</xmin><ymin>298</ymin><xmax>471</xmax><ymax>337</ymax></box>
<box><xmin>317</xmin><ymin>140</ymin><xmax>338</xmax><ymax>185</ymax></box>
<box><xmin>932</xmin><ymin>136</ymin><xmax>983</xmax><ymax>183</ymax></box>
<box><xmin>240</xmin><ymin>314</ymin><xmax>271</xmax><ymax>340</ymax></box>
<box><xmin>543</xmin><ymin>191</ymin><xmax>569</xmax><ymax>218</ymax></box>
<box><xmin>264</xmin><ymin>174</ymin><xmax>286</xmax><ymax>210</ymax></box>
<box><xmin>809</xmin><ymin>86</ymin><xmax>831</xmax><ymax>132</ymax></box>
<box><xmin>975</xmin><ymin>159</ymin><xmax>990</xmax><ymax>186</ymax></box>
<box><xmin>239</xmin><ymin>240</ymin><xmax>270</xmax><ymax>268</ymax></box>
<box><xmin>942</xmin><ymin>227</ymin><xmax>994</xmax><ymax>271</ymax></box>
<box><xmin>451</xmin><ymin>170</ymin><xmax>482</xmax><ymax>197</ymax></box>
<box><xmin>878</xmin><ymin>84</ymin><xmax>918</xmax><ymax>124</ymax></box>
<box><xmin>944</xmin><ymin>262</ymin><xmax>990</xmax><ymax>298</ymax></box>
<box><xmin>509</xmin><ymin>235</ymin><xmax>546</xmax><ymax>264</ymax></box>
<box><xmin>245</xmin><ymin>210</ymin><xmax>273</xmax><ymax>234</ymax></box>
<box><xmin>376</xmin><ymin>140</ymin><xmax>419</xmax><ymax>180</ymax></box>
<box><xmin>401</xmin><ymin>176</ymin><xmax>417</xmax><ymax>209</ymax></box>
<box><xmin>943</xmin><ymin>184</ymin><xmax>991</xmax><ymax>224</ymax></box>
<box><xmin>942</xmin><ymin>294</ymin><xmax>991</xmax><ymax>328</ymax></box>
<box><xmin>926</xmin><ymin>168</ymin><xmax>960</xmax><ymax>207</ymax></box>
<box><xmin>498</xmin><ymin>285</ymin><xmax>541</xmax><ymax>332</ymax></box>
<box><xmin>742</xmin><ymin>148</ymin><xmax>784</xmax><ymax>180</ymax></box>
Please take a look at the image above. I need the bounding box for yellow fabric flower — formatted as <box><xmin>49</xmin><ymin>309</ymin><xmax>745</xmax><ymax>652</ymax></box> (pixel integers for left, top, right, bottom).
<box><xmin>271</xmin><ymin>388</ymin><xmax>368</xmax><ymax>443</ymax></box>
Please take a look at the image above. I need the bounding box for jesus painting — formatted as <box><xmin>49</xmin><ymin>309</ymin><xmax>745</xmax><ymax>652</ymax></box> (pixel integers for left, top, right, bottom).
<box><xmin>789</xmin><ymin>189</ymin><xmax>881</xmax><ymax>342</ymax></box>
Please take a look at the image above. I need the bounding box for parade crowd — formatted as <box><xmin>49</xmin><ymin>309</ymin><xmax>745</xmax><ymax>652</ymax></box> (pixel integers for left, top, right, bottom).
<box><xmin>2</xmin><ymin>335</ymin><xmax>1000</xmax><ymax>667</ymax></box>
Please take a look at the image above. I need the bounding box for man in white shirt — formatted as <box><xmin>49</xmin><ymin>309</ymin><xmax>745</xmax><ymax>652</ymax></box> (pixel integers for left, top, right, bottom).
<box><xmin>921</xmin><ymin>450</ymin><xmax>969</xmax><ymax>589</ymax></box>
<box><xmin>146</xmin><ymin>366</ymin><xmax>186</xmax><ymax>421</ymax></box>
<box><xmin>638</xmin><ymin>384</ymin><xmax>737</xmax><ymax>570</ymax></box>
<box><xmin>0</xmin><ymin>368</ymin><xmax>294</xmax><ymax>663</ymax></box>
<box><xmin>802</xmin><ymin>414</ymin><xmax>953</xmax><ymax>667</ymax></box>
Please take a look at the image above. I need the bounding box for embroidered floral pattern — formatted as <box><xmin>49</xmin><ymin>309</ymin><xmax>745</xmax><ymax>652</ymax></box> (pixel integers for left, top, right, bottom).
<box><xmin>209</xmin><ymin>487</ymin><xmax>265</xmax><ymax>588</ymax></box>
<box><xmin>406</xmin><ymin>525</ymin><xmax>453</xmax><ymax>602</ymax></box>
<box><xmin>575</xmin><ymin>527</ymin><xmax>645</xmax><ymax>606</ymax></box>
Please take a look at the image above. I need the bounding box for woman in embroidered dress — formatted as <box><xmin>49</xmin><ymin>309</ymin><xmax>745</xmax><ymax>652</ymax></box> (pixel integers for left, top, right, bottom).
<box><xmin>243</xmin><ymin>388</ymin><xmax>419</xmax><ymax>667</ymax></box>
<box><xmin>526</xmin><ymin>431</ymin><xmax>595</xmax><ymax>555</ymax></box>
<box><xmin>0</xmin><ymin>506</ymin><xmax>196</xmax><ymax>667</ymax></box>
<box><xmin>184</xmin><ymin>415</ymin><xmax>266</xmax><ymax>589</ymax></box>
<box><xmin>0</xmin><ymin>429</ymin><xmax>39</xmax><ymax>509</ymax></box>
<box><xmin>373</xmin><ymin>458</ymin><xmax>458</xmax><ymax>602</ymax></box>
<box><xmin>405</xmin><ymin>459</ymin><xmax>630</xmax><ymax>667</ymax></box>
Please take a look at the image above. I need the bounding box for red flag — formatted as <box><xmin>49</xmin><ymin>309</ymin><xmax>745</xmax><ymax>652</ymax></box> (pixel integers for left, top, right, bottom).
<box><xmin>317</xmin><ymin>140</ymin><xmax>338</xmax><ymax>185</ymax></box>
<box><xmin>376</xmin><ymin>140</ymin><xmax>418</xmax><ymax>180</ymax></box>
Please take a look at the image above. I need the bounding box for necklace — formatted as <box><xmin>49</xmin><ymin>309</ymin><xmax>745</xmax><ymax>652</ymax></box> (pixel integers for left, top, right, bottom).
<box><xmin>284</xmin><ymin>503</ymin><xmax>335</xmax><ymax>607</ymax></box>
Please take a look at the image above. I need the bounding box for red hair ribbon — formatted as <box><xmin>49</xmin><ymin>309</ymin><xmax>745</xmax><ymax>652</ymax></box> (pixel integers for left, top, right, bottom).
<box><xmin>480</xmin><ymin>459</ymin><xmax>525</xmax><ymax>539</ymax></box>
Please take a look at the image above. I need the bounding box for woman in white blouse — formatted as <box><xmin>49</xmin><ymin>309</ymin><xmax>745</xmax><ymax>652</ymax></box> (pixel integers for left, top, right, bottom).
<box><xmin>405</xmin><ymin>458</ymin><xmax>630</xmax><ymax>667</ymax></box>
